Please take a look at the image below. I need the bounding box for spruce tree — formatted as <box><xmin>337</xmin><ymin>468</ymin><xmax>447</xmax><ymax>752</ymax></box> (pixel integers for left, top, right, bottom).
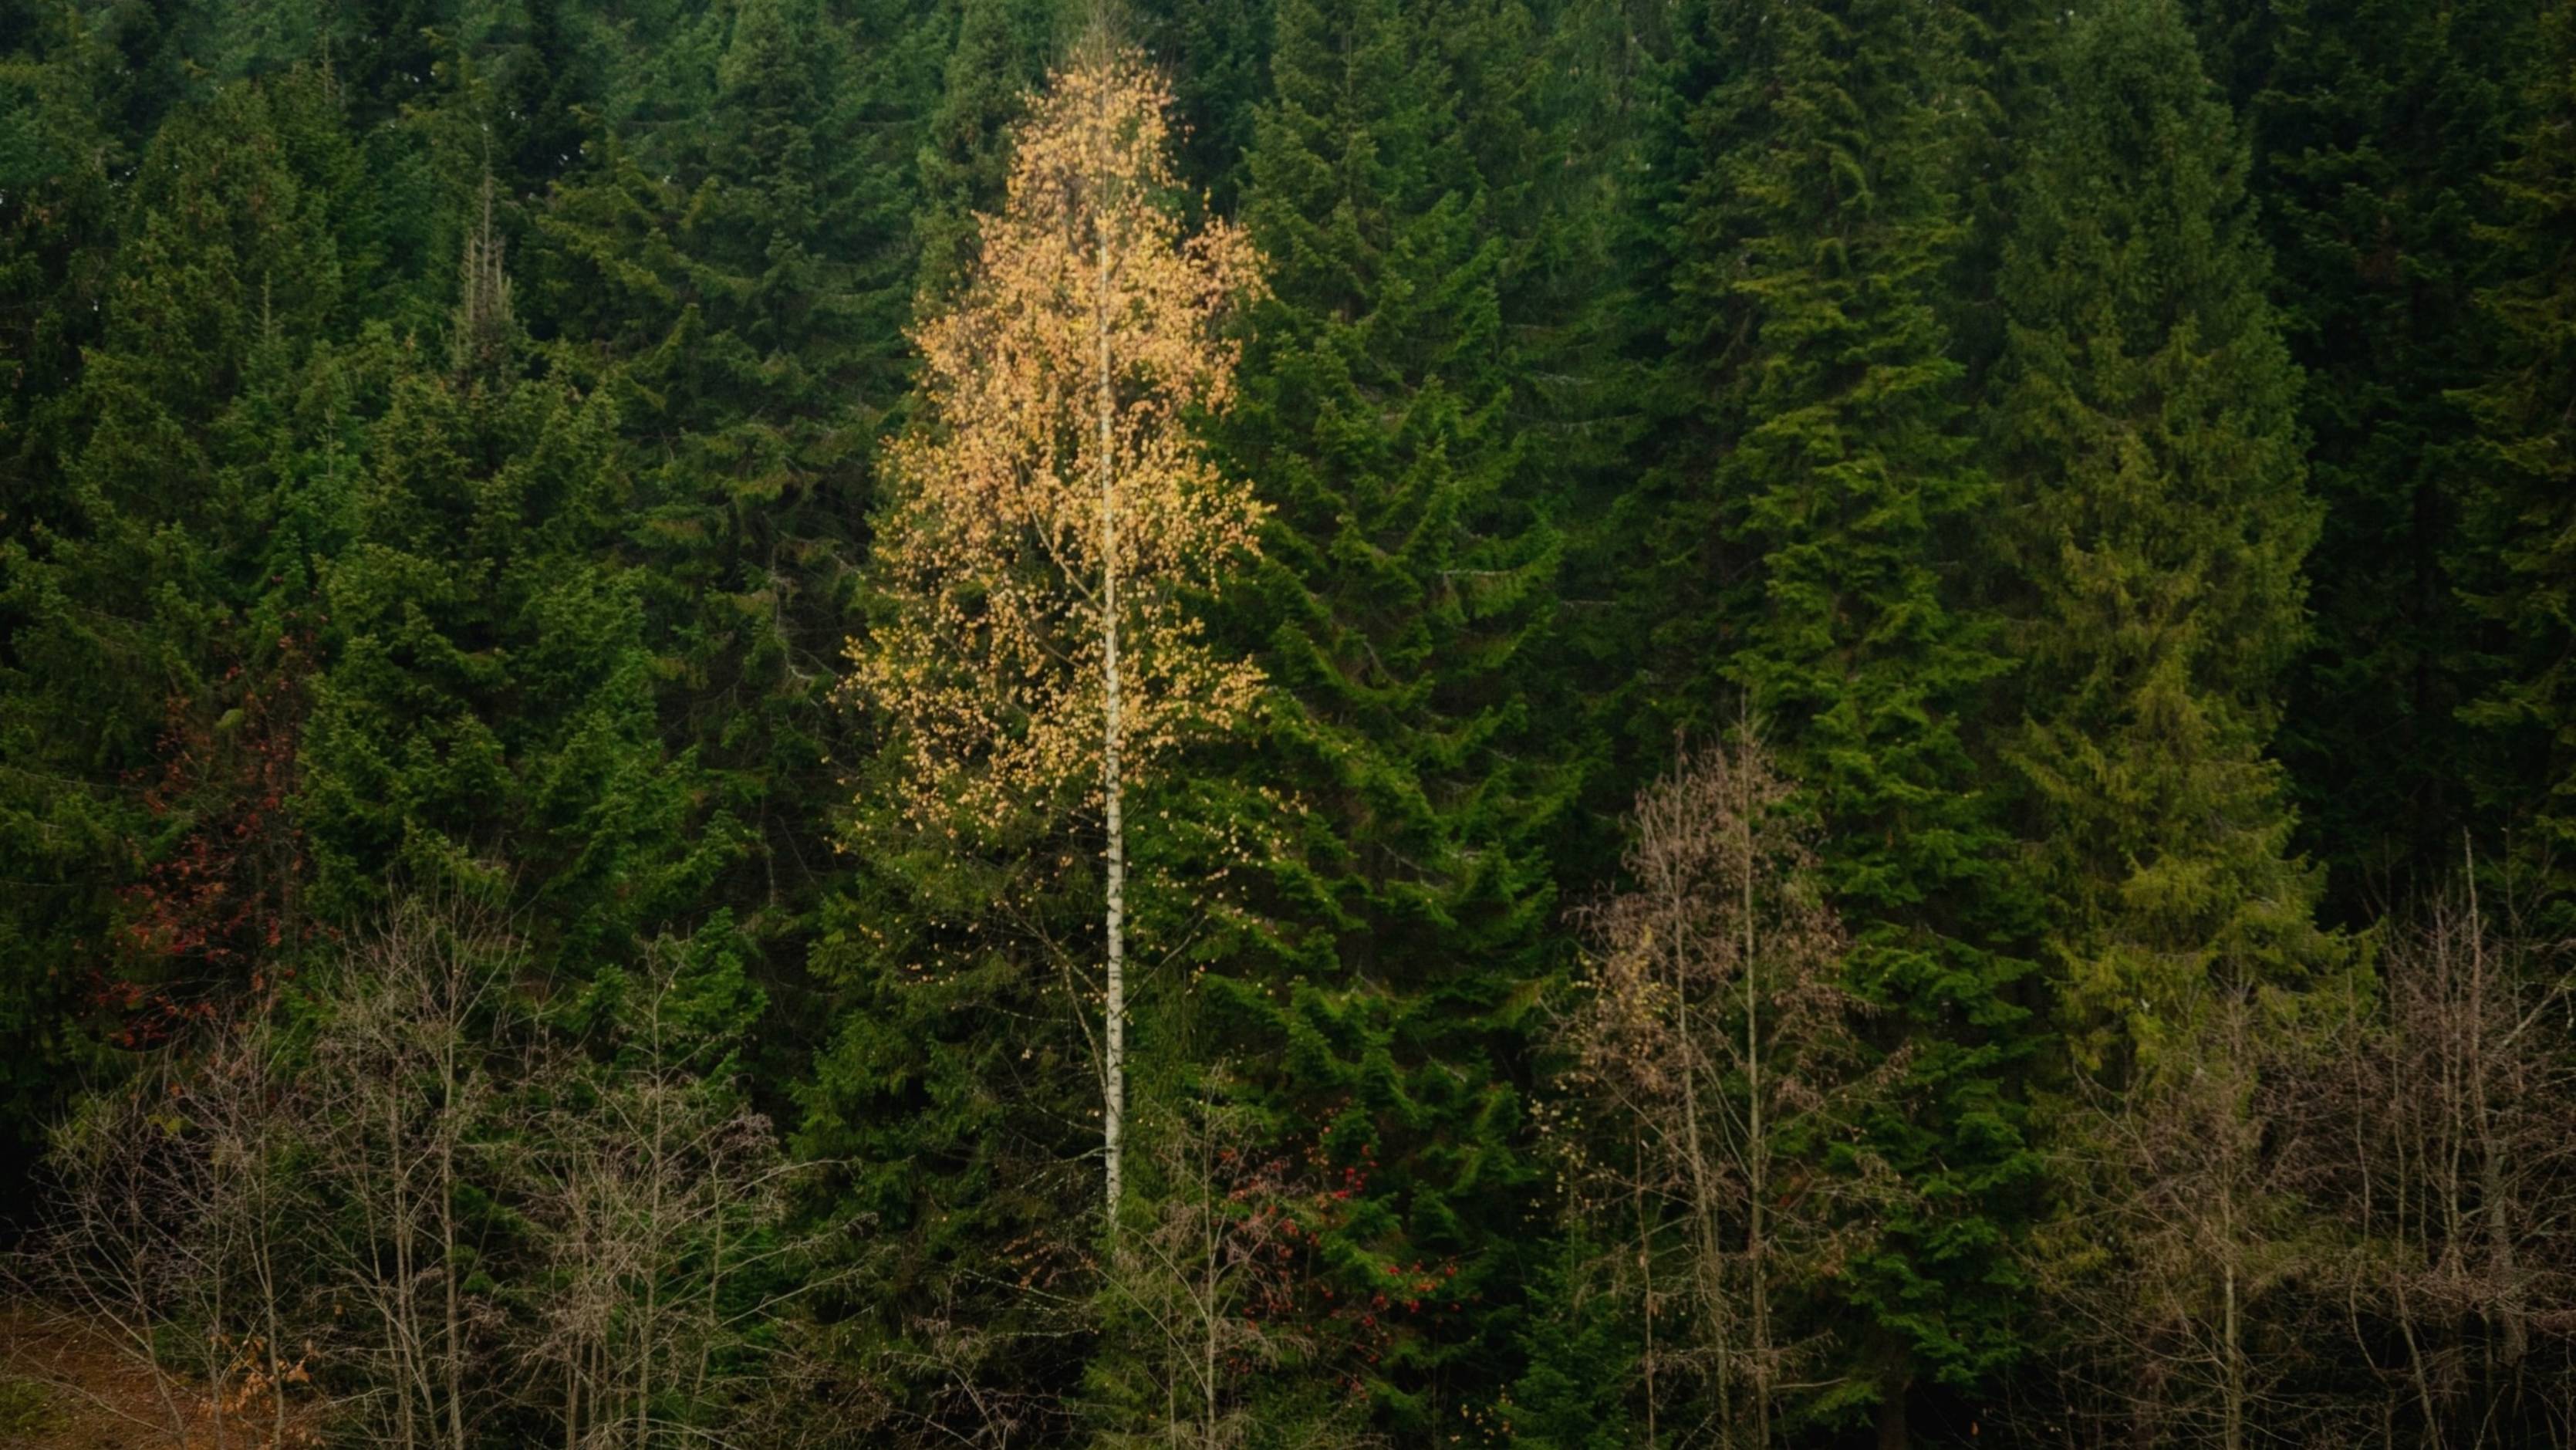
<box><xmin>1129</xmin><ymin>0</ymin><xmax>1273</xmax><ymax>208</ymax></box>
<box><xmin>911</xmin><ymin>0</ymin><xmax>1062</xmax><ymax>299</ymax></box>
<box><xmin>2187</xmin><ymin>0</ymin><xmax>2539</xmax><ymax>911</ymax></box>
<box><xmin>2459</xmin><ymin>0</ymin><xmax>2576</xmax><ymax>900</ymax></box>
<box><xmin>301</xmin><ymin>190</ymin><xmax>721</xmax><ymax>977</ymax></box>
<box><xmin>0</xmin><ymin>2</ymin><xmax>120</xmax><ymax>494</ymax></box>
<box><xmin>0</xmin><ymin>72</ymin><xmax>359</xmax><ymax>1148</ymax></box>
<box><xmin>1620</xmin><ymin>0</ymin><xmax>2036</xmax><ymax>1429</ymax></box>
<box><xmin>525</xmin><ymin>0</ymin><xmax>943</xmax><ymax>1012</ymax></box>
<box><xmin>1989</xmin><ymin>0</ymin><xmax>2325</xmax><ymax>1077</ymax></box>
<box><xmin>1200</xmin><ymin>0</ymin><xmax>1566</xmax><ymax>1429</ymax></box>
<box><xmin>0</xmin><ymin>15</ymin><xmax>126</xmax><ymax>1139</ymax></box>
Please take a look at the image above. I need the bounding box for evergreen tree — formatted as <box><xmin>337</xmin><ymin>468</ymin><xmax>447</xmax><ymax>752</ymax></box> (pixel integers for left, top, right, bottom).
<box><xmin>1619</xmin><ymin>0</ymin><xmax>2037</xmax><ymax>1430</ymax></box>
<box><xmin>0</xmin><ymin>14</ymin><xmax>124</xmax><ymax>1139</ymax></box>
<box><xmin>1988</xmin><ymin>0</ymin><xmax>2325</xmax><ymax>1078</ymax></box>
<box><xmin>301</xmin><ymin>191</ymin><xmax>722</xmax><ymax>976</ymax></box>
<box><xmin>1129</xmin><ymin>0</ymin><xmax>1273</xmax><ymax>208</ymax></box>
<box><xmin>2188</xmin><ymin>0</ymin><xmax>2540</xmax><ymax>911</ymax></box>
<box><xmin>525</xmin><ymin>0</ymin><xmax>943</xmax><ymax>1017</ymax></box>
<box><xmin>912</xmin><ymin>0</ymin><xmax>1062</xmax><ymax>299</ymax></box>
<box><xmin>2459</xmin><ymin>0</ymin><xmax>2576</xmax><ymax>901</ymax></box>
<box><xmin>0</xmin><ymin>1</ymin><xmax>120</xmax><ymax>495</ymax></box>
<box><xmin>1201</xmin><ymin>0</ymin><xmax>1567</xmax><ymax>1428</ymax></box>
<box><xmin>0</xmin><ymin>71</ymin><xmax>359</xmax><ymax>1153</ymax></box>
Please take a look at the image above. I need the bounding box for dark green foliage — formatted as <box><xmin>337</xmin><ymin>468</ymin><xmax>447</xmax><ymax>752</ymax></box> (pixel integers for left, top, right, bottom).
<box><xmin>2193</xmin><ymin>0</ymin><xmax>2540</xmax><ymax>914</ymax></box>
<box><xmin>0</xmin><ymin>4</ymin><xmax>120</xmax><ymax>486</ymax></box>
<box><xmin>1987</xmin><ymin>0</ymin><xmax>2326</xmax><ymax>1074</ymax></box>
<box><xmin>1197</xmin><ymin>0</ymin><xmax>1575</xmax><ymax>1426</ymax></box>
<box><xmin>1507</xmin><ymin>1236</ymin><xmax>1636</xmax><ymax>1450</ymax></box>
<box><xmin>2458</xmin><ymin>0</ymin><xmax>2576</xmax><ymax>897</ymax></box>
<box><xmin>5</xmin><ymin>1</ymin><xmax>2574</xmax><ymax>1442</ymax></box>
<box><xmin>299</xmin><ymin>351</ymin><xmax>721</xmax><ymax>966</ymax></box>
<box><xmin>792</xmin><ymin>759</ymin><xmax>1107</xmax><ymax>1445</ymax></box>
<box><xmin>0</xmin><ymin>12</ymin><xmax>125</xmax><ymax>1146</ymax></box>
<box><xmin>1621</xmin><ymin>0</ymin><xmax>2038</xmax><ymax>1421</ymax></box>
<box><xmin>1129</xmin><ymin>0</ymin><xmax>1273</xmax><ymax>207</ymax></box>
<box><xmin>531</xmin><ymin>0</ymin><xmax>943</xmax><ymax>1006</ymax></box>
<box><xmin>911</xmin><ymin>0</ymin><xmax>1061</xmax><ymax>299</ymax></box>
<box><xmin>0</xmin><ymin>68</ymin><xmax>360</xmax><ymax>1158</ymax></box>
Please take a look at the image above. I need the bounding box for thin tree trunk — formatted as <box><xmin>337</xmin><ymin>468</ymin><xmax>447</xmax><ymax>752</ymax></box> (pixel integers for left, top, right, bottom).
<box><xmin>639</xmin><ymin>1027</ymin><xmax>667</xmax><ymax>1450</ymax></box>
<box><xmin>392</xmin><ymin>1090</ymin><xmax>420</xmax><ymax>1450</ymax></box>
<box><xmin>2223</xmin><ymin>1256</ymin><xmax>2243</xmax><ymax>1450</ymax></box>
<box><xmin>210</xmin><ymin>1233</ymin><xmax>231</xmax><ymax>1450</ymax></box>
<box><xmin>256</xmin><ymin>1162</ymin><xmax>289</xmax><ymax>1450</ymax></box>
<box><xmin>1636</xmin><ymin>1122</ymin><xmax>1657</xmax><ymax>1450</ymax></box>
<box><xmin>2392</xmin><ymin>1274</ymin><xmax>2443</xmax><ymax>1438</ymax></box>
<box><xmin>1669</xmin><ymin>901</ymin><xmax>1731</xmax><ymax>1439</ymax></box>
<box><xmin>441</xmin><ymin>1026</ymin><xmax>468</xmax><ymax>1450</ymax></box>
<box><xmin>1742</xmin><ymin>745</ymin><xmax>1770</xmax><ymax>1450</ymax></box>
<box><xmin>697</xmin><ymin>1172</ymin><xmax>724</xmax><ymax>1406</ymax></box>
<box><xmin>1875</xmin><ymin>1381</ymin><xmax>1909</xmax><ymax>1450</ymax></box>
<box><xmin>1204</xmin><ymin>1181</ymin><xmax>1220</xmax><ymax>1448</ymax></box>
<box><xmin>1096</xmin><ymin>167</ymin><xmax>1128</xmax><ymax>1226</ymax></box>
<box><xmin>2466</xmin><ymin>853</ymin><xmax>2530</xmax><ymax>1373</ymax></box>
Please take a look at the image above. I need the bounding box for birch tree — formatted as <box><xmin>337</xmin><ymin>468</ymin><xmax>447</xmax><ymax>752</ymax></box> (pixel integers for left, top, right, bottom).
<box><xmin>850</xmin><ymin>39</ymin><xmax>1265</xmax><ymax>1221</ymax></box>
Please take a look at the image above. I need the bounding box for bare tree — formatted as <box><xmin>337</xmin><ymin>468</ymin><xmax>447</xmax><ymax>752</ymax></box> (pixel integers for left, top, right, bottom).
<box><xmin>302</xmin><ymin>890</ymin><xmax>517</xmax><ymax>1450</ymax></box>
<box><xmin>16</xmin><ymin>889</ymin><xmax>838</xmax><ymax>1450</ymax></box>
<box><xmin>2275</xmin><ymin>863</ymin><xmax>2576</xmax><ymax>1447</ymax></box>
<box><xmin>11</xmin><ymin>998</ymin><xmax>322</xmax><ymax>1448</ymax></box>
<box><xmin>1096</xmin><ymin>1077</ymin><xmax>1376</xmax><ymax>1450</ymax></box>
<box><xmin>1547</xmin><ymin>727</ymin><xmax>1882</xmax><ymax>1447</ymax></box>
<box><xmin>2028</xmin><ymin>988</ymin><xmax>2313</xmax><ymax>1450</ymax></box>
<box><xmin>512</xmin><ymin>934</ymin><xmax>828</xmax><ymax>1450</ymax></box>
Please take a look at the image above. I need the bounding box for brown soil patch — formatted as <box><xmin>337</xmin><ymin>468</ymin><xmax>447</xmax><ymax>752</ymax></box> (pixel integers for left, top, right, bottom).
<box><xmin>0</xmin><ymin>1299</ymin><xmax>318</xmax><ymax>1449</ymax></box>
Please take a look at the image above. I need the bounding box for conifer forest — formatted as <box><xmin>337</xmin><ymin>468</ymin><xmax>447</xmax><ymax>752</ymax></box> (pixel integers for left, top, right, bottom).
<box><xmin>8</xmin><ymin>0</ymin><xmax>2576</xmax><ymax>1445</ymax></box>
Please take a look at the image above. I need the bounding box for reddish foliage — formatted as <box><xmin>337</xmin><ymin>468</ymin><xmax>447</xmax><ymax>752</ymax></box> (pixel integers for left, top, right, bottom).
<box><xmin>98</xmin><ymin>626</ymin><xmax>317</xmax><ymax>1046</ymax></box>
<box><xmin>1210</xmin><ymin>1124</ymin><xmax>1460</xmax><ymax>1405</ymax></box>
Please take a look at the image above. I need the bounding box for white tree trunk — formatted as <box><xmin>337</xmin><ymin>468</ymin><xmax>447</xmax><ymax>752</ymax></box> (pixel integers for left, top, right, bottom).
<box><xmin>1097</xmin><ymin>209</ymin><xmax>1128</xmax><ymax>1226</ymax></box>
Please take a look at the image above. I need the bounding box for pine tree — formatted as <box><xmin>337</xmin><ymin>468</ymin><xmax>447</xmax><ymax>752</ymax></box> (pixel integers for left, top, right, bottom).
<box><xmin>2459</xmin><ymin>0</ymin><xmax>2576</xmax><ymax>901</ymax></box>
<box><xmin>1619</xmin><ymin>0</ymin><xmax>2037</xmax><ymax>1430</ymax></box>
<box><xmin>1989</xmin><ymin>0</ymin><xmax>2326</xmax><ymax>1079</ymax></box>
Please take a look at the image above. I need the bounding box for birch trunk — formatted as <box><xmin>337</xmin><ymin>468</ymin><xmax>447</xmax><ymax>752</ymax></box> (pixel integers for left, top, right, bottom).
<box><xmin>1097</xmin><ymin>174</ymin><xmax>1128</xmax><ymax>1227</ymax></box>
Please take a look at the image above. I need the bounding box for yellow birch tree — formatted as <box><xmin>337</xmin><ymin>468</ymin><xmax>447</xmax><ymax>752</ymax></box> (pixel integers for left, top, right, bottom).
<box><xmin>849</xmin><ymin>42</ymin><xmax>1266</xmax><ymax>1221</ymax></box>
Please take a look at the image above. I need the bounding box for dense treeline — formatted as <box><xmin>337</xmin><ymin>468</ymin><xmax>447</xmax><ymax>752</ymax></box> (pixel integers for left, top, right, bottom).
<box><xmin>3</xmin><ymin>0</ymin><xmax>2574</xmax><ymax>1445</ymax></box>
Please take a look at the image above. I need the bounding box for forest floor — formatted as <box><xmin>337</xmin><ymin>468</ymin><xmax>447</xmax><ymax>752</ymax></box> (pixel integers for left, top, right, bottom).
<box><xmin>0</xmin><ymin>1299</ymin><xmax>316</xmax><ymax>1449</ymax></box>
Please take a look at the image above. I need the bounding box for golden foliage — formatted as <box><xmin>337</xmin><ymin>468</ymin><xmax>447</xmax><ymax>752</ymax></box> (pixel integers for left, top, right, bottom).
<box><xmin>852</xmin><ymin>47</ymin><xmax>1267</xmax><ymax>826</ymax></box>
